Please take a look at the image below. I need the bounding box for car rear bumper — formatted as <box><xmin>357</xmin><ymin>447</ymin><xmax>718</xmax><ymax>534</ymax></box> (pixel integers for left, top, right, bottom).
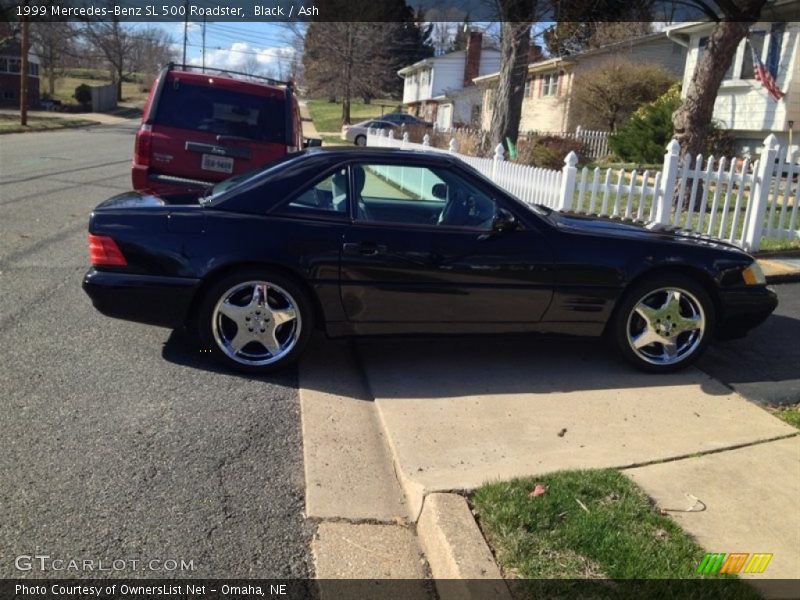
<box><xmin>132</xmin><ymin>165</ymin><xmax>213</xmax><ymax>196</ymax></box>
<box><xmin>83</xmin><ymin>268</ymin><xmax>201</xmax><ymax>329</ymax></box>
<box><xmin>716</xmin><ymin>285</ymin><xmax>778</xmax><ymax>340</ymax></box>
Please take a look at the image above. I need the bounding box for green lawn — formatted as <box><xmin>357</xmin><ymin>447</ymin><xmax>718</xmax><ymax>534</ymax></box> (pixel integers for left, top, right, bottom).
<box><xmin>0</xmin><ymin>114</ymin><xmax>97</xmax><ymax>134</ymax></box>
<box><xmin>50</xmin><ymin>75</ymin><xmax>148</xmax><ymax>107</ymax></box>
<box><xmin>305</xmin><ymin>98</ymin><xmax>400</xmax><ymax>133</ymax></box>
<box><xmin>772</xmin><ymin>406</ymin><xmax>800</xmax><ymax>429</ymax></box>
<box><xmin>472</xmin><ymin>469</ymin><xmax>757</xmax><ymax>598</ymax></box>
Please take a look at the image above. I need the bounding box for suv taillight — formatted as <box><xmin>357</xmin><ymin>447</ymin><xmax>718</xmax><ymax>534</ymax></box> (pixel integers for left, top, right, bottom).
<box><xmin>88</xmin><ymin>235</ymin><xmax>127</xmax><ymax>267</ymax></box>
<box><xmin>134</xmin><ymin>124</ymin><xmax>153</xmax><ymax>167</ymax></box>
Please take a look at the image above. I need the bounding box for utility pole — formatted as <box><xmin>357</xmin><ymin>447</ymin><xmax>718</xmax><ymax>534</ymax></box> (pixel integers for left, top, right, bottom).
<box><xmin>20</xmin><ymin>18</ymin><xmax>29</xmax><ymax>127</ymax></box>
<box><xmin>201</xmin><ymin>15</ymin><xmax>206</xmax><ymax>72</ymax></box>
<box><xmin>182</xmin><ymin>0</ymin><xmax>189</xmax><ymax>65</ymax></box>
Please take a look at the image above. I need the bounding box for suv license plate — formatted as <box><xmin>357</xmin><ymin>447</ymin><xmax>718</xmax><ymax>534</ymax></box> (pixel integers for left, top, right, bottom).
<box><xmin>201</xmin><ymin>154</ymin><xmax>234</xmax><ymax>174</ymax></box>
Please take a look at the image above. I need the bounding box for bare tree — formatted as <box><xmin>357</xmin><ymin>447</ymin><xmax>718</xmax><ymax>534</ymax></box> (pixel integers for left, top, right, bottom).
<box><xmin>304</xmin><ymin>22</ymin><xmax>395</xmax><ymax>125</ymax></box>
<box><xmin>82</xmin><ymin>19</ymin><xmax>134</xmax><ymax>99</ymax></box>
<box><xmin>488</xmin><ymin>0</ymin><xmax>538</xmax><ymax>149</ymax></box>
<box><xmin>31</xmin><ymin>22</ymin><xmax>74</xmax><ymax>97</ymax></box>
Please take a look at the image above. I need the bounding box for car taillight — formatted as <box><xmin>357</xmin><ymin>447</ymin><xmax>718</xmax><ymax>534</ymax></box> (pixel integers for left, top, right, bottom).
<box><xmin>88</xmin><ymin>234</ymin><xmax>127</xmax><ymax>267</ymax></box>
<box><xmin>134</xmin><ymin>124</ymin><xmax>152</xmax><ymax>167</ymax></box>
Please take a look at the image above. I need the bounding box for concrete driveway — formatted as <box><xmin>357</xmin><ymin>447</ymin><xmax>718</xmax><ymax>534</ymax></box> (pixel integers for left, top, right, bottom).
<box><xmin>337</xmin><ymin>336</ymin><xmax>796</xmax><ymax>518</ymax></box>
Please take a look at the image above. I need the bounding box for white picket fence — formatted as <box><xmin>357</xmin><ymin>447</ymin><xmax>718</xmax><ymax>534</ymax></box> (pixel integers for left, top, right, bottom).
<box><xmin>432</xmin><ymin>125</ymin><xmax>610</xmax><ymax>159</ymax></box>
<box><xmin>367</xmin><ymin>128</ymin><xmax>800</xmax><ymax>251</ymax></box>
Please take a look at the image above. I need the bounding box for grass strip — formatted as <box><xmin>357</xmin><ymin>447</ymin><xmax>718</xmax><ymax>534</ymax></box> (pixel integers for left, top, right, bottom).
<box><xmin>472</xmin><ymin>469</ymin><xmax>757</xmax><ymax>599</ymax></box>
<box><xmin>0</xmin><ymin>115</ymin><xmax>97</xmax><ymax>134</ymax></box>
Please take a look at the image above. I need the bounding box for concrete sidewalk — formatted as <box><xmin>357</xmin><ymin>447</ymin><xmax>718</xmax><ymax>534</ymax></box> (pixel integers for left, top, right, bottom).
<box><xmin>298</xmin><ymin>101</ymin><xmax>321</xmax><ymax>140</ymax></box>
<box><xmin>758</xmin><ymin>254</ymin><xmax>800</xmax><ymax>283</ymax></box>
<box><xmin>628</xmin><ymin>436</ymin><xmax>800</xmax><ymax>581</ymax></box>
<box><xmin>0</xmin><ymin>108</ymin><xmax>135</xmax><ymax>125</ymax></box>
<box><xmin>355</xmin><ymin>336</ymin><xmax>797</xmax><ymax>519</ymax></box>
<box><xmin>300</xmin><ymin>331</ymin><xmax>799</xmax><ymax>586</ymax></box>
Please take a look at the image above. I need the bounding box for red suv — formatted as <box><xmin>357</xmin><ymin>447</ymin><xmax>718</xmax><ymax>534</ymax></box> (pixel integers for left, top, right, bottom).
<box><xmin>132</xmin><ymin>64</ymin><xmax>305</xmax><ymax>196</ymax></box>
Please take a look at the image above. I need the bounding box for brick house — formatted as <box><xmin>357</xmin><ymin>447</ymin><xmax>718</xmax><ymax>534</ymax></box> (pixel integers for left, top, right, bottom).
<box><xmin>0</xmin><ymin>39</ymin><xmax>40</xmax><ymax>108</ymax></box>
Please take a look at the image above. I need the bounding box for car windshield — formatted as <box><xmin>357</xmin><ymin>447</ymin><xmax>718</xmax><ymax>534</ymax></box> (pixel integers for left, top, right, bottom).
<box><xmin>200</xmin><ymin>152</ymin><xmax>303</xmax><ymax>203</ymax></box>
<box><xmin>155</xmin><ymin>81</ymin><xmax>287</xmax><ymax>143</ymax></box>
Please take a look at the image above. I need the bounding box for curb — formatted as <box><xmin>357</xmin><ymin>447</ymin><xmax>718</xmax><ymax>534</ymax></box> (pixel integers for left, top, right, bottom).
<box><xmin>417</xmin><ymin>493</ymin><xmax>511</xmax><ymax>600</ymax></box>
<box><xmin>765</xmin><ymin>272</ymin><xmax>800</xmax><ymax>284</ymax></box>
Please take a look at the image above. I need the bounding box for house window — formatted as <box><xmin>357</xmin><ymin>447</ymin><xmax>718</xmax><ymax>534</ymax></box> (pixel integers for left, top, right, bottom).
<box><xmin>3</xmin><ymin>90</ymin><xmax>15</xmax><ymax>99</ymax></box>
<box><xmin>524</xmin><ymin>77</ymin><xmax>532</xmax><ymax>98</ymax></box>
<box><xmin>28</xmin><ymin>62</ymin><xmax>39</xmax><ymax>77</ymax></box>
<box><xmin>0</xmin><ymin>57</ymin><xmax>7</xmax><ymax>72</ymax></box>
<box><xmin>541</xmin><ymin>72</ymin><xmax>558</xmax><ymax>97</ymax></box>
<box><xmin>471</xmin><ymin>104</ymin><xmax>481</xmax><ymax>124</ymax></box>
<box><xmin>698</xmin><ymin>37</ymin><xmax>735</xmax><ymax>80</ymax></box>
<box><xmin>740</xmin><ymin>31</ymin><xmax>766</xmax><ymax>80</ymax></box>
<box><xmin>7</xmin><ymin>58</ymin><xmax>20</xmax><ymax>73</ymax></box>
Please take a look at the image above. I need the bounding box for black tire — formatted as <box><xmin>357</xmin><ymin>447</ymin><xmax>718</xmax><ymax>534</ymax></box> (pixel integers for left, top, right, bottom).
<box><xmin>354</xmin><ymin>134</ymin><xmax>366</xmax><ymax>146</ymax></box>
<box><xmin>198</xmin><ymin>268</ymin><xmax>314</xmax><ymax>374</ymax></box>
<box><xmin>611</xmin><ymin>274</ymin><xmax>715</xmax><ymax>373</ymax></box>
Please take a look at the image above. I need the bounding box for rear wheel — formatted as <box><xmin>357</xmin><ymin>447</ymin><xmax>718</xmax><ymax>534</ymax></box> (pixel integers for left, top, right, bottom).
<box><xmin>612</xmin><ymin>275</ymin><xmax>715</xmax><ymax>373</ymax></box>
<box><xmin>198</xmin><ymin>269</ymin><xmax>313</xmax><ymax>374</ymax></box>
<box><xmin>354</xmin><ymin>134</ymin><xmax>366</xmax><ymax>146</ymax></box>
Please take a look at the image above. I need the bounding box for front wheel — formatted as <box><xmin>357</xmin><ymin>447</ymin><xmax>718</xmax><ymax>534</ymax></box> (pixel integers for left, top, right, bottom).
<box><xmin>611</xmin><ymin>275</ymin><xmax>715</xmax><ymax>373</ymax></box>
<box><xmin>198</xmin><ymin>269</ymin><xmax>314</xmax><ymax>374</ymax></box>
<box><xmin>354</xmin><ymin>134</ymin><xmax>366</xmax><ymax>146</ymax></box>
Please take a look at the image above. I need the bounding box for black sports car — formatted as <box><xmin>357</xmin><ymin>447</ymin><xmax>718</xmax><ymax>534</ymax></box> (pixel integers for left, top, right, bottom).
<box><xmin>83</xmin><ymin>147</ymin><xmax>777</xmax><ymax>374</ymax></box>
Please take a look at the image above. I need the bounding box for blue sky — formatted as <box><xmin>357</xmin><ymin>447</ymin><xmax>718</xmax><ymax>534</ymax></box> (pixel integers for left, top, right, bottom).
<box><xmin>146</xmin><ymin>22</ymin><xmax>299</xmax><ymax>79</ymax></box>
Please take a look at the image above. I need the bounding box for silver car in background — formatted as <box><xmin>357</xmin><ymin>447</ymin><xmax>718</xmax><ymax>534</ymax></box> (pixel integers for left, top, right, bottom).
<box><xmin>342</xmin><ymin>119</ymin><xmax>399</xmax><ymax>146</ymax></box>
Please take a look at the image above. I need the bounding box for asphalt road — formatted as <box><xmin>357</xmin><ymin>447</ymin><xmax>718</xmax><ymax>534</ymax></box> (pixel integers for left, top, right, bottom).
<box><xmin>0</xmin><ymin>123</ymin><xmax>312</xmax><ymax>578</ymax></box>
<box><xmin>698</xmin><ymin>282</ymin><xmax>800</xmax><ymax>406</ymax></box>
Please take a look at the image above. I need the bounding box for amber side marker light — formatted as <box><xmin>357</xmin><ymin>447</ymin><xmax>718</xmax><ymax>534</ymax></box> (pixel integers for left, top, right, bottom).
<box><xmin>88</xmin><ymin>234</ymin><xmax>127</xmax><ymax>267</ymax></box>
<box><xmin>742</xmin><ymin>263</ymin><xmax>766</xmax><ymax>285</ymax></box>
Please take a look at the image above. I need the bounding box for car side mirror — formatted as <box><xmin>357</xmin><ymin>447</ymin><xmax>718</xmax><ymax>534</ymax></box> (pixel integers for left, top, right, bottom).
<box><xmin>432</xmin><ymin>183</ymin><xmax>447</xmax><ymax>200</ymax></box>
<box><xmin>303</xmin><ymin>138</ymin><xmax>322</xmax><ymax>148</ymax></box>
<box><xmin>492</xmin><ymin>208</ymin><xmax>518</xmax><ymax>232</ymax></box>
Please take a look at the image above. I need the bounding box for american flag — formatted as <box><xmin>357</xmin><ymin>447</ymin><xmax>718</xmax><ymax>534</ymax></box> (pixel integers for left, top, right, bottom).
<box><xmin>751</xmin><ymin>43</ymin><xmax>785</xmax><ymax>102</ymax></box>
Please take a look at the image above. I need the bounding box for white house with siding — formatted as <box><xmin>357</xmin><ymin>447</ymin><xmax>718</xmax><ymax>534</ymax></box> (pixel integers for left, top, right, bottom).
<box><xmin>665</xmin><ymin>15</ymin><xmax>800</xmax><ymax>157</ymax></box>
<box><xmin>398</xmin><ymin>32</ymin><xmax>501</xmax><ymax>129</ymax></box>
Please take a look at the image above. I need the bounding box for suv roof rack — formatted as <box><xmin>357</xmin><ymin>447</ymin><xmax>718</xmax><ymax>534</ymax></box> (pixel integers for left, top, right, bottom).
<box><xmin>165</xmin><ymin>62</ymin><xmax>293</xmax><ymax>88</ymax></box>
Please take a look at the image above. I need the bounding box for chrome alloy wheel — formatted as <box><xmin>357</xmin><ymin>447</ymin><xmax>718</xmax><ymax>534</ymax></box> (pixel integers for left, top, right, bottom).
<box><xmin>211</xmin><ymin>280</ymin><xmax>301</xmax><ymax>367</ymax></box>
<box><xmin>626</xmin><ymin>287</ymin><xmax>705</xmax><ymax>366</ymax></box>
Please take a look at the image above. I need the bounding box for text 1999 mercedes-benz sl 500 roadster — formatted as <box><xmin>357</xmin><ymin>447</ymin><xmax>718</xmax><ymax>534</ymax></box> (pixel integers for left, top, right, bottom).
<box><xmin>83</xmin><ymin>147</ymin><xmax>777</xmax><ymax>374</ymax></box>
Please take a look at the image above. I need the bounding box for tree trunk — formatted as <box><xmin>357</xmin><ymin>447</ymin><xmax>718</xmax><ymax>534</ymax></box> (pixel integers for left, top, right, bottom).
<box><xmin>341</xmin><ymin>25</ymin><xmax>353</xmax><ymax>126</ymax></box>
<box><xmin>489</xmin><ymin>21</ymin><xmax>531</xmax><ymax>150</ymax></box>
<box><xmin>20</xmin><ymin>19</ymin><xmax>29</xmax><ymax>126</ymax></box>
<box><xmin>672</xmin><ymin>21</ymin><xmax>753</xmax><ymax>162</ymax></box>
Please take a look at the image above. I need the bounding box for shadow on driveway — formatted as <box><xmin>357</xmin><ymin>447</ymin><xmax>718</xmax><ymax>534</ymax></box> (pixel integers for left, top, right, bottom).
<box><xmin>698</xmin><ymin>284</ymin><xmax>800</xmax><ymax>405</ymax></box>
<box><xmin>160</xmin><ymin>326</ymin><xmax>297</xmax><ymax>387</ymax></box>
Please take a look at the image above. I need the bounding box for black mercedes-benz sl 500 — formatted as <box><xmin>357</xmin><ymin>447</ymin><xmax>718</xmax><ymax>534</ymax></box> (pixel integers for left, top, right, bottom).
<box><xmin>83</xmin><ymin>147</ymin><xmax>777</xmax><ymax>374</ymax></box>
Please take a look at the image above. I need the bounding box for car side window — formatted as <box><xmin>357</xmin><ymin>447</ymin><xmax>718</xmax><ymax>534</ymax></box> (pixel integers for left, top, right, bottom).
<box><xmin>277</xmin><ymin>168</ymin><xmax>349</xmax><ymax>217</ymax></box>
<box><xmin>353</xmin><ymin>163</ymin><xmax>497</xmax><ymax>230</ymax></box>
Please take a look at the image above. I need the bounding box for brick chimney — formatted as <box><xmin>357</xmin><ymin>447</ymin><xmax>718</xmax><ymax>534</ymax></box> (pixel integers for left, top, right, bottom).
<box><xmin>463</xmin><ymin>31</ymin><xmax>483</xmax><ymax>86</ymax></box>
<box><xmin>528</xmin><ymin>44</ymin><xmax>543</xmax><ymax>63</ymax></box>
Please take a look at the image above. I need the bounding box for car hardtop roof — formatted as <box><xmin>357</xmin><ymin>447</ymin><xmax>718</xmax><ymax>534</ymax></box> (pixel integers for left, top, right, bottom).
<box><xmin>164</xmin><ymin>63</ymin><xmax>292</xmax><ymax>94</ymax></box>
<box><xmin>304</xmin><ymin>145</ymin><xmax>461</xmax><ymax>165</ymax></box>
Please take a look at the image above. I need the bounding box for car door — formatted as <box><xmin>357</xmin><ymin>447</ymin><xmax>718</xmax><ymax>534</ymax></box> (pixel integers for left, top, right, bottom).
<box><xmin>339</xmin><ymin>161</ymin><xmax>554</xmax><ymax>330</ymax></box>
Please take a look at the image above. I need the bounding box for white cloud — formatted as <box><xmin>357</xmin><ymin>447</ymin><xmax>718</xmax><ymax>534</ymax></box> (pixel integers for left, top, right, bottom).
<box><xmin>189</xmin><ymin>42</ymin><xmax>295</xmax><ymax>78</ymax></box>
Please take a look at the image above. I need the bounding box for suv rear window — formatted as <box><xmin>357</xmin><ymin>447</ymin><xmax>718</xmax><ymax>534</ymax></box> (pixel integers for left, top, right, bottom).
<box><xmin>154</xmin><ymin>81</ymin><xmax>287</xmax><ymax>144</ymax></box>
